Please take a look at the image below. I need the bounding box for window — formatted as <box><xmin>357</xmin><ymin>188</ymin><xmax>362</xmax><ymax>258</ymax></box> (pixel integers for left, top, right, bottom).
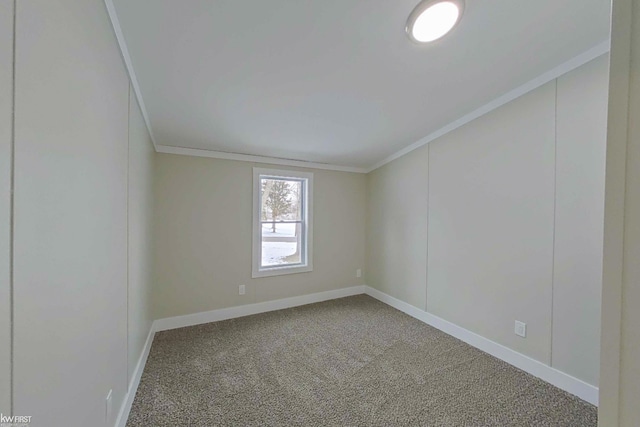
<box><xmin>252</xmin><ymin>168</ymin><xmax>313</xmax><ymax>278</ymax></box>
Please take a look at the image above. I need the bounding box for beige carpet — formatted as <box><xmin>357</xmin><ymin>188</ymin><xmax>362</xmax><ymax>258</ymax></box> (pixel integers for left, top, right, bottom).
<box><xmin>126</xmin><ymin>295</ymin><xmax>597</xmax><ymax>426</ymax></box>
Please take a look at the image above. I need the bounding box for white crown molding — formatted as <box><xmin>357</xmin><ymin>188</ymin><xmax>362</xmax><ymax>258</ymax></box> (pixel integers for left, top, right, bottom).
<box><xmin>104</xmin><ymin>2</ymin><xmax>609</xmax><ymax>175</ymax></box>
<box><xmin>155</xmin><ymin>145</ymin><xmax>369</xmax><ymax>174</ymax></box>
<box><xmin>365</xmin><ymin>40</ymin><xmax>612</xmax><ymax>173</ymax></box>
<box><xmin>364</xmin><ymin>286</ymin><xmax>600</xmax><ymax>406</ymax></box>
<box><xmin>115</xmin><ymin>326</ymin><xmax>155</xmax><ymax>427</ymax></box>
<box><xmin>103</xmin><ymin>0</ymin><xmax>367</xmax><ymax>174</ymax></box>
<box><xmin>104</xmin><ymin>0</ymin><xmax>158</xmax><ymax>150</ymax></box>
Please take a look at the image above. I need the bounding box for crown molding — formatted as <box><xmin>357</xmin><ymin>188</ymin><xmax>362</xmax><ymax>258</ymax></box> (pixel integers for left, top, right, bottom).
<box><xmin>104</xmin><ymin>0</ymin><xmax>158</xmax><ymax>150</ymax></box>
<box><xmin>104</xmin><ymin>0</ymin><xmax>366</xmax><ymax>173</ymax></box>
<box><xmin>155</xmin><ymin>145</ymin><xmax>369</xmax><ymax>173</ymax></box>
<box><xmin>365</xmin><ymin>40</ymin><xmax>611</xmax><ymax>173</ymax></box>
<box><xmin>104</xmin><ymin>2</ymin><xmax>609</xmax><ymax>176</ymax></box>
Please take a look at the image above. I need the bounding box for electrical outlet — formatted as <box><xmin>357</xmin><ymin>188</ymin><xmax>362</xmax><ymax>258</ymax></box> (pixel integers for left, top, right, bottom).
<box><xmin>356</xmin><ymin>269</ymin><xmax>362</xmax><ymax>278</ymax></box>
<box><xmin>239</xmin><ymin>285</ymin><xmax>246</xmax><ymax>295</ymax></box>
<box><xmin>514</xmin><ymin>321</ymin><xmax>527</xmax><ymax>338</ymax></box>
<box><xmin>105</xmin><ymin>389</ymin><xmax>113</xmax><ymax>423</ymax></box>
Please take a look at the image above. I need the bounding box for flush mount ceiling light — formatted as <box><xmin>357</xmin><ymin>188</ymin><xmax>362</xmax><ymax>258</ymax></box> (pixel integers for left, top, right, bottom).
<box><xmin>406</xmin><ymin>0</ymin><xmax>465</xmax><ymax>43</ymax></box>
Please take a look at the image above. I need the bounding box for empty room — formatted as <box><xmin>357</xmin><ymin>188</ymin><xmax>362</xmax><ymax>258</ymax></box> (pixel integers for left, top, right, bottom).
<box><xmin>1</xmin><ymin>0</ymin><xmax>639</xmax><ymax>426</ymax></box>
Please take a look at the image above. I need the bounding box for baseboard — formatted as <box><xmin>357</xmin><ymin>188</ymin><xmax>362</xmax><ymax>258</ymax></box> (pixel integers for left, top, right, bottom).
<box><xmin>364</xmin><ymin>286</ymin><xmax>599</xmax><ymax>406</ymax></box>
<box><xmin>115</xmin><ymin>286</ymin><xmax>364</xmax><ymax>425</ymax></box>
<box><xmin>115</xmin><ymin>327</ymin><xmax>156</xmax><ymax>427</ymax></box>
<box><xmin>114</xmin><ymin>284</ymin><xmax>597</xmax><ymax>427</ymax></box>
<box><xmin>153</xmin><ymin>285</ymin><xmax>366</xmax><ymax>332</ymax></box>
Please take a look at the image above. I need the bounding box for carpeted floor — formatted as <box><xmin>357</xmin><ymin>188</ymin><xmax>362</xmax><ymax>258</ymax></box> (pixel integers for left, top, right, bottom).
<box><xmin>126</xmin><ymin>295</ymin><xmax>597</xmax><ymax>426</ymax></box>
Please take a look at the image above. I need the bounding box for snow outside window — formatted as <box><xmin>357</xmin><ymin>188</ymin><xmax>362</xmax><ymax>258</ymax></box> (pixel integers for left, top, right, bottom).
<box><xmin>252</xmin><ymin>168</ymin><xmax>313</xmax><ymax>278</ymax></box>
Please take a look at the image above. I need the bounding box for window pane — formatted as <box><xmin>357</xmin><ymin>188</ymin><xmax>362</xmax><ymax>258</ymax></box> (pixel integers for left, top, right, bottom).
<box><xmin>260</xmin><ymin>178</ymin><xmax>302</xmax><ymax>222</ymax></box>
<box><xmin>260</xmin><ymin>177</ymin><xmax>304</xmax><ymax>267</ymax></box>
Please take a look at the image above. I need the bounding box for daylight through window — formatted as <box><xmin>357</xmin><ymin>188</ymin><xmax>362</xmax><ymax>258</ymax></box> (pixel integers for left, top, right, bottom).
<box><xmin>253</xmin><ymin>169</ymin><xmax>313</xmax><ymax>278</ymax></box>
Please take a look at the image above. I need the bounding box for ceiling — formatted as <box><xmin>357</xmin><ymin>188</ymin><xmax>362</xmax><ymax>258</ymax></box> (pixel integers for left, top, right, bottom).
<box><xmin>111</xmin><ymin>0</ymin><xmax>611</xmax><ymax>170</ymax></box>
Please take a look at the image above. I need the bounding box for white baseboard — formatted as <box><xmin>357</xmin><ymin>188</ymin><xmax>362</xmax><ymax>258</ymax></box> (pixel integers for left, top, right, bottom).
<box><xmin>115</xmin><ymin>286</ymin><xmax>364</xmax><ymax>426</ymax></box>
<box><xmin>115</xmin><ymin>327</ymin><xmax>156</xmax><ymax>427</ymax></box>
<box><xmin>153</xmin><ymin>285</ymin><xmax>366</xmax><ymax>332</ymax></box>
<box><xmin>114</xmin><ymin>284</ymin><xmax>597</xmax><ymax>427</ymax></box>
<box><xmin>364</xmin><ymin>286</ymin><xmax>599</xmax><ymax>406</ymax></box>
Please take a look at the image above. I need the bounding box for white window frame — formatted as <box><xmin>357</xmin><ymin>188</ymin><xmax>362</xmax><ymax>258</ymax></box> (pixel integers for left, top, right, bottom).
<box><xmin>252</xmin><ymin>168</ymin><xmax>313</xmax><ymax>278</ymax></box>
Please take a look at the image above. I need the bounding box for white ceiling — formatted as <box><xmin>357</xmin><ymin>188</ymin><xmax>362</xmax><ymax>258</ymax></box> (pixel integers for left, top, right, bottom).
<box><xmin>112</xmin><ymin>0</ymin><xmax>611</xmax><ymax>170</ymax></box>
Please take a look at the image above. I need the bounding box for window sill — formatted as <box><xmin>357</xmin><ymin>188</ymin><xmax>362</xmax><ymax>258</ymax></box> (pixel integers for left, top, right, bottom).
<box><xmin>252</xmin><ymin>264</ymin><xmax>313</xmax><ymax>278</ymax></box>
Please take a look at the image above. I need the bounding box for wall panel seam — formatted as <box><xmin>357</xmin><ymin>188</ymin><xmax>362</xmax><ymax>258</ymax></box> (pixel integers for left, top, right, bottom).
<box><xmin>9</xmin><ymin>0</ymin><xmax>16</xmax><ymax>415</ymax></box>
<box><xmin>425</xmin><ymin>144</ymin><xmax>430</xmax><ymax>311</ymax></box>
<box><xmin>550</xmin><ymin>78</ymin><xmax>558</xmax><ymax>368</ymax></box>
<box><xmin>126</xmin><ymin>84</ymin><xmax>131</xmax><ymax>391</ymax></box>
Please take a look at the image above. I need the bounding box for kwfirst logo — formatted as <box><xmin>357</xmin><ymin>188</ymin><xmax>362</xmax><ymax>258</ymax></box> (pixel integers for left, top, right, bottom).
<box><xmin>0</xmin><ymin>413</ymin><xmax>32</xmax><ymax>427</ymax></box>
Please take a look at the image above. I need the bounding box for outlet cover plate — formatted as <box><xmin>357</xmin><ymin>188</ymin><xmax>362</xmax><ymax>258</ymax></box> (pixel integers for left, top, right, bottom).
<box><xmin>515</xmin><ymin>321</ymin><xmax>527</xmax><ymax>338</ymax></box>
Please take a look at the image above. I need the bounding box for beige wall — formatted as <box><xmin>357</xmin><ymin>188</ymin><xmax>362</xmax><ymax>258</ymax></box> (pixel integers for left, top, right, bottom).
<box><xmin>8</xmin><ymin>1</ymin><xmax>156</xmax><ymax>425</ymax></box>
<box><xmin>619</xmin><ymin>0</ymin><xmax>640</xmax><ymax>420</ymax></box>
<box><xmin>0</xmin><ymin>0</ymin><xmax>13</xmax><ymax>415</ymax></box>
<box><xmin>553</xmin><ymin>57</ymin><xmax>609</xmax><ymax>385</ymax></box>
<box><xmin>366</xmin><ymin>145</ymin><xmax>428</xmax><ymax>310</ymax></box>
<box><xmin>427</xmin><ymin>81</ymin><xmax>556</xmax><ymax>364</ymax></box>
<box><xmin>366</xmin><ymin>55</ymin><xmax>609</xmax><ymax>386</ymax></box>
<box><xmin>12</xmin><ymin>1</ymin><xmax>129</xmax><ymax>424</ymax></box>
<box><xmin>602</xmin><ymin>0</ymin><xmax>640</xmax><ymax>424</ymax></box>
<box><xmin>599</xmin><ymin>0</ymin><xmax>633</xmax><ymax>424</ymax></box>
<box><xmin>127</xmin><ymin>88</ymin><xmax>156</xmax><ymax>383</ymax></box>
<box><xmin>154</xmin><ymin>154</ymin><xmax>366</xmax><ymax>318</ymax></box>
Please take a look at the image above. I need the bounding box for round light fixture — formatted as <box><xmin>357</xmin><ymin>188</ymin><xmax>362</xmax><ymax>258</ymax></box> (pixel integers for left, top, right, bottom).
<box><xmin>406</xmin><ymin>0</ymin><xmax>464</xmax><ymax>43</ymax></box>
